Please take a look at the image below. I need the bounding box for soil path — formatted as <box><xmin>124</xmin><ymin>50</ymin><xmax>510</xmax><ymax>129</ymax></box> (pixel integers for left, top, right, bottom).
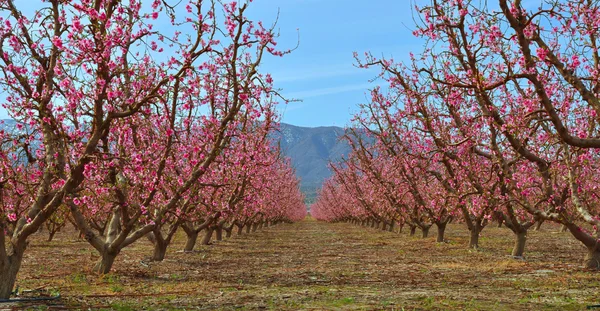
<box><xmin>14</xmin><ymin>217</ymin><xmax>598</xmax><ymax>310</ymax></box>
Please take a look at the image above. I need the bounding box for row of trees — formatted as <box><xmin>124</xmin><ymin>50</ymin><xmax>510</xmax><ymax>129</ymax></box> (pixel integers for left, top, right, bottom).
<box><xmin>312</xmin><ymin>0</ymin><xmax>600</xmax><ymax>269</ymax></box>
<box><xmin>0</xmin><ymin>0</ymin><xmax>305</xmax><ymax>299</ymax></box>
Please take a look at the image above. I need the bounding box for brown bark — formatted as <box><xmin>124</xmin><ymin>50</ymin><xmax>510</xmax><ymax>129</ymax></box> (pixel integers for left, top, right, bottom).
<box><xmin>421</xmin><ymin>226</ymin><xmax>430</xmax><ymax>238</ymax></box>
<box><xmin>564</xmin><ymin>223</ymin><xmax>600</xmax><ymax>270</ymax></box>
<box><xmin>469</xmin><ymin>227</ymin><xmax>480</xmax><ymax>249</ymax></box>
<box><xmin>409</xmin><ymin>225</ymin><xmax>417</xmax><ymax>237</ymax></box>
<box><xmin>93</xmin><ymin>249</ymin><xmax>119</xmax><ymax>274</ymax></box>
<box><xmin>215</xmin><ymin>225</ymin><xmax>223</xmax><ymax>241</ymax></box>
<box><xmin>47</xmin><ymin>230</ymin><xmax>57</xmax><ymax>242</ymax></box>
<box><xmin>0</xmin><ymin>246</ymin><xmax>24</xmax><ymax>299</ymax></box>
<box><xmin>467</xmin><ymin>219</ymin><xmax>486</xmax><ymax>249</ymax></box>
<box><xmin>45</xmin><ymin>219</ymin><xmax>65</xmax><ymax>242</ymax></box>
<box><xmin>148</xmin><ymin>223</ymin><xmax>179</xmax><ymax>261</ymax></box>
<box><xmin>534</xmin><ymin>220</ymin><xmax>544</xmax><ymax>231</ymax></box>
<box><xmin>201</xmin><ymin>227</ymin><xmax>214</xmax><ymax>245</ymax></box>
<box><xmin>183</xmin><ymin>231</ymin><xmax>199</xmax><ymax>252</ymax></box>
<box><xmin>512</xmin><ymin>231</ymin><xmax>527</xmax><ymax>257</ymax></box>
<box><xmin>436</xmin><ymin>222</ymin><xmax>447</xmax><ymax>243</ymax></box>
<box><xmin>585</xmin><ymin>247</ymin><xmax>600</xmax><ymax>269</ymax></box>
<box><xmin>152</xmin><ymin>239</ymin><xmax>168</xmax><ymax>261</ymax></box>
<box><xmin>181</xmin><ymin>215</ymin><xmax>219</xmax><ymax>251</ymax></box>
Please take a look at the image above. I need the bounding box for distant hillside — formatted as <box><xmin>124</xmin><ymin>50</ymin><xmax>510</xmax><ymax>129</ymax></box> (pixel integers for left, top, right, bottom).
<box><xmin>275</xmin><ymin>123</ymin><xmax>352</xmax><ymax>204</ymax></box>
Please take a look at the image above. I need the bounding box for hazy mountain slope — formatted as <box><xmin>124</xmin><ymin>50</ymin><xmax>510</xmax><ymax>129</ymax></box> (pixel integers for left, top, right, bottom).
<box><xmin>276</xmin><ymin>123</ymin><xmax>351</xmax><ymax>203</ymax></box>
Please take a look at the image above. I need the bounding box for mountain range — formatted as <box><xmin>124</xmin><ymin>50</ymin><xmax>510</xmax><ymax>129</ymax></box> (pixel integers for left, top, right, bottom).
<box><xmin>275</xmin><ymin>123</ymin><xmax>351</xmax><ymax>203</ymax></box>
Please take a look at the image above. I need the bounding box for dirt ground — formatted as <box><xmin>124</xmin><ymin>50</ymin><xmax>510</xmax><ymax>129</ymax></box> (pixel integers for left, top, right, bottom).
<box><xmin>5</xmin><ymin>217</ymin><xmax>600</xmax><ymax>310</ymax></box>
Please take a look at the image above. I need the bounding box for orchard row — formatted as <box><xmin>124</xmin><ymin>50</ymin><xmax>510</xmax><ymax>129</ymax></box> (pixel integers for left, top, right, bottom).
<box><xmin>313</xmin><ymin>0</ymin><xmax>600</xmax><ymax>269</ymax></box>
<box><xmin>0</xmin><ymin>0</ymin><xmax>305</xmax><ymax>299</ymax></box>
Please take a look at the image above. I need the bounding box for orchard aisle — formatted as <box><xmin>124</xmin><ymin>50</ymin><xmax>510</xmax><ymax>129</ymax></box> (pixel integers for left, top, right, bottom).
<box><xmin>15</xmin><ymin>218</ymin><xmax>596</xmax><ymax>310</ymax></box>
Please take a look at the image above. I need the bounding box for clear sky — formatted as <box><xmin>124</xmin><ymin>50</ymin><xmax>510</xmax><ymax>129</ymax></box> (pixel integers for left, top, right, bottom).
<box><xmin>248</xmin><ymin>0</ymin><xmax>424</xmax><ymax>127</ymax></box>
<box><xmin>0</xmin><ymin>1</ymin><xmax>425</xmax><ymax>128</ymax></box>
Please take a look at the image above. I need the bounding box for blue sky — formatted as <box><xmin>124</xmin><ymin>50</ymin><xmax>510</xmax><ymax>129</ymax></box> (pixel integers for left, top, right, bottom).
<box><xmin>248</xmin><ymin>0</ymin><xmax>424</xmax><ymax>127</ymax></box>
<box><xmin>0</xmin><ymin>1</ymin><xmax>425</xmax><ymax>127</ymax></box>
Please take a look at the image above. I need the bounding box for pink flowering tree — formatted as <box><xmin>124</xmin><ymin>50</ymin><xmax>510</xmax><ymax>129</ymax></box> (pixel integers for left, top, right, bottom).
<box><xmin>411</xmin><ymin>0</ymin><xmax>600</xmax><ymax>266</ymax></box>
<box><xmin>312</xmin><ymin>178</ymin><xmax>357</xmax><ymax>223</ymax></box>
<box><xmin>178</xmin><ymin>113</ymin><xmax>281</xmax><ymax>250</ymax></box>
<box><xmin>65</xmin><ymin>0</ymin><xmax>288</xmax><ymax>273</ymax></box>
<box><xmin>0</xmin><ymin>0</ymin><xmax>289</xmax><ymax>295</ymax></box>
<box><xmin>347</xmin><ymin>73</ymin><xmax>498</xmax><ymax>248</ymax></box>
<box><xmin>0</xmin><ymin>0</ymin><xmax>195</xmax><ymax>296</ymax></box>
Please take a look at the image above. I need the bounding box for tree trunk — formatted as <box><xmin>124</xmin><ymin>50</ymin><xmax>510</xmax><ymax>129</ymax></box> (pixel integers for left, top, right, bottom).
<box><xmin>92</xmin><ymin>212</ymin><xmax>121</xmax><ymax>274</ymax></box>
<box><xmin>585</xmin><ymin>247</ymin><xmax>600</xmax><ymax>269</ymax></box>
<box><xmin>201</xmin><ymin>227</ymin><xmax>214</xmax><ymax>245</ymax></box>
<box><xmin>251</xmin><ymin>223</ymin><xmax>258</xmax><ymax>233</ymax></box>
<box><xmin>436</xmin><ymin>222</ymin><xmax>447</xmax><ymax>243</ymax></box>
<box><xmin>258</xmin><ymin>222</ymin><xmax>264</xmax><ymax>230</ymax></box>
<box><xmin>215</xmin><ymin>225</ymin><xmax>223</xmax><ymax>241</ymax></box>
<box><xmin>225</xmin><ymin>228</ymin><xmax>232</xmax><ymax>238</ymax></box>
<box><xmin>421</xmin><ymin>227</ymin><xmax>430</xmax><ymax>238</ymax></box>
<box><xmin>534</xmin><ymin>220</ymin><xmax>544</xmax><ymax>231</ymax></box>
<box><xmin>512</xmin><ymin>231</ymin><xmax>527</xmax><ymax>257</ymax></box>
<box><xmin>93</xmin><ymin>250</ymin><xmax>119</xmax><ymax>274</ymax></box>
<box><xmin>183</xmin><ymin>231</ymin><xmax>199</xmax><ymax>252</ymax></box>
<box><xmin>388</xmin><ymin>222</ymin><xmax>394</xmax><ymax>232</ymax></box>
<box><xmin>371</xmin><ymin>220</ymin><xmax>376</xmax><ymax>228</ymax></box>
<box><xmin>0</xmin><ymin>251</ymin><xmax>24</xmax><ymax>299</ymax></box>
<box><xmin>409</xmin><ymin>225</ymin><xmax>416</xmax><ymax>237</ymax></box>
<box><xmin>381</xmin><ymin>222</ymin><xmax>387</xmax><ymax>231</ymax></box>
<box><xmin>495</xmin><ymin>211</ymin><xmax>504</xmax><ymax>228</ymax></box>
<box><xmin>152</xmin><ymin>240</ymin><xmax>168</xmax><ymax>261</ymax></box>
<box><xmin>246</xmin><ymin>224</ymin><xmax>251</xmax><ymax>234</ymax></box>
<box><xmin>469</xmin><ymin>227</ymin><xmax>480</xmax><ymax>249</ymax></box>
<box><xmin>237</xmin><ymin>225</ymin><xmax>244</xmax><ymax>236</ymax></box>
<box><xmin>47</xmin><ymin>230</ymin><xmax>57</xmax><ymax>242</ymax></box>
